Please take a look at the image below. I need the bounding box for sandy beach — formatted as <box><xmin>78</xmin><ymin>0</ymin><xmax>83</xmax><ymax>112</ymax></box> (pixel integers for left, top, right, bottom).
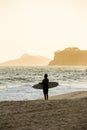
<box><xmin>0</xmin><ymin>91</ymin><xmax>87</xmax><ymax>130</ymax></box>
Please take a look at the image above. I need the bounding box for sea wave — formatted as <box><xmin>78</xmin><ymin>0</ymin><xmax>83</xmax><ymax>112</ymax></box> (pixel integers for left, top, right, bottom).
<box><xmin>0</xmin><ymin>66</ymin><xmax>87</xmax><ymax>101</ymax></box>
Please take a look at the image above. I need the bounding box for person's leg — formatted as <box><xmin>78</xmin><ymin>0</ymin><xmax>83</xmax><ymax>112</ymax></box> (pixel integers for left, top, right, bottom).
<box><xmin>44</xmin><ymin>94</ymin><xmax>46</xmax><ymax>100</ymax></box>
<box><xmin>43</xmin><ymin>90</ymin><xmax>46</xmax><ymax>100</ymax></box>
<box><xmin>47</xmin><ymin>94</ymin><xmax>48</xmax><ymax>100</ymax></box>
<box><xmin>45</xmin><ymin>94</ymin><xmax>48</xmax><ymax>100</ymax></box>
<box><xmin>46</xmin><ymin>90</ymin><xmax>48</xmax><ymax>100</ymax></box>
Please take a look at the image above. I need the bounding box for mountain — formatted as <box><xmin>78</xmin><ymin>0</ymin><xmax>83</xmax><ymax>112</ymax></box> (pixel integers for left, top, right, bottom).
<box><xmin>0</xmin><ymin>54</ymin><xmax>51</xmax><ymax>66</ymax></box>
<box><xmin>49</xmin><ymin>47</ymin><xmax>87</xmax><ymax>66</ymax></box>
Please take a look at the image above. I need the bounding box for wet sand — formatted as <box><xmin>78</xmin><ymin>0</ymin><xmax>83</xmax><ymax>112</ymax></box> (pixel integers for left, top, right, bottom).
<box><xmin>0</xmin><ymin>91</ymin><xmax>87</xmax><ymax>130</ymax></box>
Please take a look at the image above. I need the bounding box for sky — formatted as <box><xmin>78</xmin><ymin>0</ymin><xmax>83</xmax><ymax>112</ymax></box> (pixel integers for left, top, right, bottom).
<box><xmin>0</xmin><ymin>0</ymin><xmax>87</xmax><ymax>62</ymax></box>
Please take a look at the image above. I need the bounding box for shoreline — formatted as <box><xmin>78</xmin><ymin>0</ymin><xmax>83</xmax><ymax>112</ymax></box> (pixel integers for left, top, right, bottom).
<box><xmin>49</xmin><ymin>91</ymin><xmax>87</xmax><ymax>100</ymax></box>
<box><xmin>0</xmin><ymin>91</ymin><xmax>87</xmax><ymax>130</ymax></box>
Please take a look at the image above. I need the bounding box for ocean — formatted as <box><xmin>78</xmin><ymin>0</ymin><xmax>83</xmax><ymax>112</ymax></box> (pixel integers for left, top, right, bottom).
<box><xmin>0</xmin><ymin>66</ymin><xmax>87</xmax><ymax>101</ymax></box>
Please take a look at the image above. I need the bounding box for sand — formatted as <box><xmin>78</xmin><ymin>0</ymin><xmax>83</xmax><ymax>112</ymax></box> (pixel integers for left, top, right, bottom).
<box><xmin>0</xmin><ymin>91</ymin><xmax>87</xmax><ymax>130</ymax></box>
<box><xmin>50</xmin><ymin>91</ymin><xmax>87</xmax><ymax>100</ymax></box>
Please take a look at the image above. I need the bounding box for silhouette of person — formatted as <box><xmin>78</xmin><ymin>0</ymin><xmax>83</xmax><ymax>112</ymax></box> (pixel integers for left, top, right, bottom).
<box><xmin>42</xmin><ymin>74</ymin><xmax>49</xmax><ymax>100</ymax></box>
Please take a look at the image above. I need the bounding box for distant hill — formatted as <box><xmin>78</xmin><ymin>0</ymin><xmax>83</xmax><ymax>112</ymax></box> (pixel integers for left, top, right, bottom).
<box><xmin>49</xmin><ymin>47</ymin><xmax>87</xmax><ymax>66</ymax></box>
<box><xmin>0</xmin><ymin>54</ymin><xmax>51</xmax><ymax>66</ymax></box>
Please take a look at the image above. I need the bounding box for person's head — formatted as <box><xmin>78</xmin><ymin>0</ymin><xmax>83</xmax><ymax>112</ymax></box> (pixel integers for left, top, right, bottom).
<box><xmin>44</xmin><ymin>73</ymin><xmax>48</xmax><ymax>78</ymax></box>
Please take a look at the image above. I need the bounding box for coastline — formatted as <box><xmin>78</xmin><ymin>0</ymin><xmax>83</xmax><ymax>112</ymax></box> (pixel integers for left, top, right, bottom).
<box><xmin>0</xmin><ymin>91</ymin><xmax>87</xmax><ymax>130</ymax></box>
<box><xmin>49</xmin><ymin>91</ymin><xmax>87</xmax><ymax>100</ymax></box>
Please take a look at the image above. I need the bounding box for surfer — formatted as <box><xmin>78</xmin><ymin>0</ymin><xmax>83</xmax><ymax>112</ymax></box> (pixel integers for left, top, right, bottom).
<box><xmin>42</xmin><ymin>74</ymin><xmax>49</xmax><ymax>100</ymax></box>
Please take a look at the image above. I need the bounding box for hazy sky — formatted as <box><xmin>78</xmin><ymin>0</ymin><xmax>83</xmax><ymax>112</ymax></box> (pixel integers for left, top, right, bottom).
<box><xmin>0</xmin><ymin>0</ymin><xmax>87</xmax><ymax>62</ymax></box>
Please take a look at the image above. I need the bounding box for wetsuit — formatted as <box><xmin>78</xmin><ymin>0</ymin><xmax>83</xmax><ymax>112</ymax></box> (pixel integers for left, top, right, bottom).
<box><xmin>42</xmin><ymin>78</ymin><xmax>49</xmax><ymax>95</ymax></box>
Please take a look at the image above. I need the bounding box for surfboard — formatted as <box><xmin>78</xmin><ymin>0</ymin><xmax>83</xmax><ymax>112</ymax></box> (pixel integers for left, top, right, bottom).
<box><xmin>32</xmin><ymin>82</ymin><xmax>59</xmax><ymax>89</ymax></box>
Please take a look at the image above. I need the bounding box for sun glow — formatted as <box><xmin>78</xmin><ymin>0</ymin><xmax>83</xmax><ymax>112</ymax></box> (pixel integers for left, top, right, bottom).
<box><xmin>0</xmin><ymin>0</ymin><xmax>87</xmax><ymax>62</ymax></box>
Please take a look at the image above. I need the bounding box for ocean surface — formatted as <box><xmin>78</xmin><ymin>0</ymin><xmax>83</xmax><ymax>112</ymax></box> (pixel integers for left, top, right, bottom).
<box><xmin>0</xmin><ymin>66</ymin><xmax>87</xmax><ymax>101</ymax></box>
